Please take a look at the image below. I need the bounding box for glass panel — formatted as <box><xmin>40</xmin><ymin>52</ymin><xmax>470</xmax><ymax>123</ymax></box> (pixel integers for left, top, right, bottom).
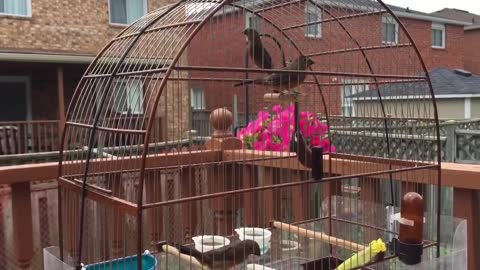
<box><xmin>3</xmin><ymin>0</ymin><xmax>28</xmax><ymax>15</ymax></box>
<box><xmin>306</xmin><ymin>12</ymin><xmax>318</xmax><ymax>36</ymax></box>
<box><xmin>342</xmin><ymin>84</ymin><xmax>352</xmax><ymax>116</ymax></box>
<box><xmin>110</xmin><ymin>0</ymin><xmax>127</xmax><ymax>24</ymax></box>
<box><xmin>0</xmin><ymin>1</ymin><xmax>4</xmax><ymax>13</ymax></box>
<box><xmin>113</xmin><ymin>82</ymin><xmax>128</xmax><ymax>113</ymax></box>
<box><xmin>127</xmin><ymin>81</ymin><xmax>144</xmax><ymax>114</ymax></box>
<box><xmin>432</xmin><ymin>29</ymin><xmax>443</xmax><ymax>47</ymax></box>
<box><xmin>382</xmin><ymin>22</ymin><xmax>396</xmax><ymax>43</ymax></box>
<box><xmin>191</xmin><ymin>88</ymin><xmax>205</xmax><ymax>110</ymax></box>
<box><xmin>247</xmin><ymin>14</ymin><xmax>261</xmax><ymax>32</ymax></box>
<box><xmin>126</xmin><ymin>0</ymin><xmax>145</xmax><ymax>24</ymax></box>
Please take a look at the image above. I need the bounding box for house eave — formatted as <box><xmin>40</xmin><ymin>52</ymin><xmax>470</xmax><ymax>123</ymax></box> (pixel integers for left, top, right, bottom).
<box><xmin>393</xmin><ymin>11</ymin><xmax>472</xmax><ymax>26</ymax></box>
<box><xmin>0</xmin><ymin>52</ymin><xmax>95</xmax><ymax>64</ymax></box>
<box><xmin>465</xmin><ymin>25</ymin><xmax>480</xmax><ymax>31</ymax></box>
<box><xmin>353</xmin><ymin>94</ymin><xmax>480</xmax><ymax>101</ymax></box>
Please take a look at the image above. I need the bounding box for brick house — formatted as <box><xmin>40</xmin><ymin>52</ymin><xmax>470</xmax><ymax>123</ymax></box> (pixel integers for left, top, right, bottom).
<box><xmin>0</xmin><ymin>0</ymin><xmax>181</xmax><ymax>153</ymax></box>
<box><xmin>432</xmin><ymin>8</ymin><xmax>480</xmax><ymax>75</ymax></box>
<box><xmin>186</xmin><ymin>1</ymin><xmax>474</xmax><ymax>125</ymax></box>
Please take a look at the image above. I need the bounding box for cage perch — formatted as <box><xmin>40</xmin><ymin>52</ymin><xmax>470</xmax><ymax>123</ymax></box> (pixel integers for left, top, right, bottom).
<box><xmin>161</xmin><ymin>244</ymin><xmax>206</xmax><ymax>269</ymax></box>
<box><xmin>271</xmin><ymin>221</ymin><xmax>365</xmax><ymax>252</ymax></box>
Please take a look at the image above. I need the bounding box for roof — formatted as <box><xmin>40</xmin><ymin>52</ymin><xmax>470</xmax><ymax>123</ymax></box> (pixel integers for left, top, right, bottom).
<box><xmin>352</xmin><ymin>68</ymin><xmax>480</xmax><ymax>99</ymax></box>
<box><xmin>320</xmin><ymin>0</ymin><xmax>472</xmax><ymax>26</ymax></box>
<box><xmin>431</xmin><ymin>8</ymin><xmax>480</xmax><ymax>25</ymax></box>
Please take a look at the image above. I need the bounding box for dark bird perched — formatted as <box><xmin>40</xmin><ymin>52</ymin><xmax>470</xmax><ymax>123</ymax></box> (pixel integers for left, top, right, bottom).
<box><xmin>233</xmin><ymin>56</ymin><xmax>314</xmax><ymax>95</ymax></box>
<box><xmin>244</xmin><ymin>28</ymin><xmax>273</xmax><ymax>70</ymax></box>
<box><xmin>293</xmin><ymin>130</ymin><xmax>312</xmax><ymax>168</ymax></box>
<box><xmin>166</xmin><ymin>240</ymin><xmax>261</xmax><ymax>269</ymax></box>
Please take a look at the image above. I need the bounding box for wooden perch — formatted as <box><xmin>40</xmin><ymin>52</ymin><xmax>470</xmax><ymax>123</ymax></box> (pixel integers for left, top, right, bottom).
<box><xmin>263</xmin><ymin>93</ymin><xmax>297</xmax><ymax>103</ymax></box>
<box><xmin>161</xmin><ymin>244</ymin><xmax>207</xmax><ymax>269</ymax></box>
<box><xmin>271</xmin><ymin>221</ymin><xmax>365</xmax><ymax>252</ymax></box>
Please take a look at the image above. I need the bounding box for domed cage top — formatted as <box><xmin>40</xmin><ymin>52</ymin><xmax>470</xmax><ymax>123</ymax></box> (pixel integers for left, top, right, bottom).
<box><xmin>56</xmin><ymin>0</ymin><xmax>444</xmax><ymax>269</ymax></box>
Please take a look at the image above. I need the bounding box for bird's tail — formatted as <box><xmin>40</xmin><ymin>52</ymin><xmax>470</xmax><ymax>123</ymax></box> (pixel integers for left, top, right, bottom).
<box><xmin>177</xmin><ymin>244</ymin><xmax>204</xmax><ymax>261</ymax></box>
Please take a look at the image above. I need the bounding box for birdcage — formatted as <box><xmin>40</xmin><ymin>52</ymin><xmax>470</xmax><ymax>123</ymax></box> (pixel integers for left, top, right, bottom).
<box><xmin>44</xmin><ymin>0</ymin><xmax>468</xmax><ymax>270</ymax></box>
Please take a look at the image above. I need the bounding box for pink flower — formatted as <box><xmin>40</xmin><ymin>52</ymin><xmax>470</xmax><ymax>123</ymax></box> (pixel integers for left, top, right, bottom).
<box><xmin>310</xmin><ymin>136</ymin><xmax>321</xmax><ymax>147</ymax></box>
<box><xmin>300</xmin><ymin>111</ymin><xmax>313</xmax><ymax>119</ymax></box>
<box><xmin>237</xmin><ymin>103</ymin><xmax>332</xmax><ymax>153</ymax></box>
<box><xmin>272</xmin><ymin>104</ymin><xmax>282</xmax><ymax>114</ymax></box>
<box><xmin>257</xmin><ymin>111</ymin><xmax>270</xmax><ymax>121</ymax></box>
<box><xmin>253</xmin><ymin>141</ymin><xmax>265</xmax><ymax>151</ymax></box>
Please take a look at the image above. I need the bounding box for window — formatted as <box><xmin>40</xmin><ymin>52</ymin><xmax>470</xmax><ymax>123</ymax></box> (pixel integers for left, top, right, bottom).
<box><xmin>191</xmin><ymin>88</ymin><xmax>205</xmax><ymax>110</ymax></box>
<box><xmin>305</xmin><ymin>2</ymin><xmax>322</xmax><ymax>38</ymax></box>
<box><xmin>245</xmin><ymin>12</ymin><xmax>261</xmax><ymax>32</ymax></box>
<box><xmin>341</xmin><ymin>80</ymin><xmax>369</xmax><ymax>116</ymax></box>
<box><xmin>0</xmin><ymin>0</ymin><xmax>31</xmax><ymax>17</ymax></box>
<box><xmin>432</xmin><ymin>23</ymin><xmax>445</xmax><ymax>48</ymax></box>
<box><xmin>382</xmin><ymin>15</ymin><xmax>398</xmax><ymax>44</ymax></box>
<box><xmin>111</xmin><ymin>80</ymin><xmax>144</xmax><ymax>114</ymax></box>
<box><xmin>109</xmin><ymin>0</ymin><xmax>147</xmax><ymax>25</ymax></box>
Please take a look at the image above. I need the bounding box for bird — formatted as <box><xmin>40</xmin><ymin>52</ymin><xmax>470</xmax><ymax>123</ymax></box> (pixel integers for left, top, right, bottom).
<box><xmin>233</xmin><ymin>55</ymin><xmax>314</xmax><ymax>96</ymax></box>
<box><xmin>163</xmin><ymin>239</ymin><xmax>261</xmax><ymax>269</ymax></box>
<box><xmin>244</xmin><ymin>28</ymin><xmax>273</xmax><ymax>70</ymax></box>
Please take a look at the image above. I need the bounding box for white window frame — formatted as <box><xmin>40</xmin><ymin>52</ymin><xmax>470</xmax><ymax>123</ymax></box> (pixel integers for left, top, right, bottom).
<box><xmin>0</xmin><ymin>0</ymin><xmax>32</xmax><ymax>17</ymax></box>
<box><xmin>108</xmin><ymin>0</ymin><xmax>148</xmax><ymax>26</ymax></box>
<box><xmin>245</xmin><ymin>12</ymin><xmax>261</xmax><ymax>32</ymax></box>
<box><xmin>432</xmin><ymin>23</ymin><xmax>446</xmax><ymax>49</ymax></box>
<box><xmin>341</xmin><ymin>79</ymin><xmax>369</xmax><ymax>117</ymax></box>
<box><xmin>382</xmin><ymin>15</ymin><xmax>399</xmax><ymax>45</ymax></box>
<box><xmin>190</xmin><ymin>88</ymin><xmax>206</xmax><ymax>110</ymax></box>
<box><xmin>305</xmin><ymin>2</ymin><xmax>322</xmax><ymax>38</ymax></box>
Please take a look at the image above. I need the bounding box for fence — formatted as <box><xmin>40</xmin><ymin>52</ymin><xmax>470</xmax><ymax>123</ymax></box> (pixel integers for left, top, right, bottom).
<box><xmin>0</xmin><ymin>120</ymin><xmax>60</xmax><ymax>155</ymax></box>
<box><xmin>326</xmin><ymin>117</ymin><xmax>480</xmax><ymax>163</ymax></box>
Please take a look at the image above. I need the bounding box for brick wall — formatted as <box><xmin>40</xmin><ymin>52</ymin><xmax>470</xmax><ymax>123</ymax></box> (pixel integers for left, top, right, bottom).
<box><xmin>0</xmin><ymin>0</ymin><xmax>174</xmax><ymax>55</ymax></box>
<box><xmin>186</xmin><ymin>6</ymin><xmax>465</xmax><ymax>119</ymax></box>
<box><xmin>402</xmin><ymin>18</ymin><xmax>465</xmax><ymax>70</ymax></box>
<box><xmin>464</xmin><ymin>29</ymin><xmax>480</xmax><ymax>75</ymax></box>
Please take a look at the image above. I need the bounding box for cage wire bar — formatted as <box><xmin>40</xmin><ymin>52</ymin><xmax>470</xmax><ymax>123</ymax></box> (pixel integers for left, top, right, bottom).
<box><xmin>56</xmin><ymin>0</ymin><xmax>443</xmax><ymax>269</ymax></box>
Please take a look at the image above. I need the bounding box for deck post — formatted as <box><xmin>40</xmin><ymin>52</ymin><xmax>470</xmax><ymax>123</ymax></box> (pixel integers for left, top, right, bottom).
<box><xmin>204</xmin><ymin>108</ymin><xmax>242</xmax><ymax>234</ymax></box>
<box><xmin>11</xmin><ymin>182</ymin><xmax>34</xmax><ymax>269</ymax></box>
<box><xmin>57</xmin><ymin>66</ymin><xmax>66</xmax><ymax>137</ymax></box>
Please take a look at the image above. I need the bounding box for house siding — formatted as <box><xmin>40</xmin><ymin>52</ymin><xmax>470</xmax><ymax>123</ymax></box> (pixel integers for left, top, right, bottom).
<box><xmin>353</xmin><ymin>99</ymin><xmax>466</xmax><ymax>119</ymax></box>
<box><xmin>187</xmin><ymin>7</ymin><xmax>466</xmax><ymax>118</ymax></box>
<box><xmin>0</xmin><ymin>0</ymin><xmax>192</xmax><ymax>140</ymax></box>
<box><xmin>0</xmin><ymin>0</ymin><xmax>174</xmax><ymax>55</ymax></box>
<box><xmin>471</xmin><ymin>98</ymin><xmax>480</xmax><ymax>118</ymax></box>
<box><xmin>402</xmin><ymin>18</ymin><xmax>465</xmax><ymax>70</ymax></box>
<box><xmin>464</xmin><ymin>29</ymin><xmax>480</xmax><ymax>75</ymax></box>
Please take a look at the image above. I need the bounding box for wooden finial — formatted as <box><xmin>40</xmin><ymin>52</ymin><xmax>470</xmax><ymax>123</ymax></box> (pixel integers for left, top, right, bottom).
<box><xmin>210</xmin><ymin>107</ymin><xmax>233</xmax><ymax>138</ymax></box>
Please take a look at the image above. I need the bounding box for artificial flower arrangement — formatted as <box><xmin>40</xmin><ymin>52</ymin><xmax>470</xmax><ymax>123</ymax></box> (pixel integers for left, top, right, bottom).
<box><xmin>237</xmin><ymin>104</ymin><xmax>335</xmax><ymax>152</ymax></box>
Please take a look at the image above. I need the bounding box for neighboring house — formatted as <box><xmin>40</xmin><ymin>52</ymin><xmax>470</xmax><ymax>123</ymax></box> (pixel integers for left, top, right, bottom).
<box><xmin>352</xmin><ymin>68</ymin><xmax>480</xmax><ymax>120</ymax></box>
<box><xmin>431</xmin><ymin>8</ymin><xmax>480</xmax><ymax>75</ymax></box>
<box><xmin>187</xmin><ymin>0</ymin><xmax>473</xmax><ymax>122</ymax></box>
<box><xmin>464</xmin><ymin>25</ymin><xmax>480</xmax><ymax>75</ymax></box>
<box><xmin>0</xmin><ymin>0</ymin><xmax>177</xmax><ymax>153</ymax></box>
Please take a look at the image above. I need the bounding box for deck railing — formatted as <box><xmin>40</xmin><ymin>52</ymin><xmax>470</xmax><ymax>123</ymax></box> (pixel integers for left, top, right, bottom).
<box><xmin>0</xmin><ymin>153</ymin><xmax>478</xmax><ymax>269</ymax></box>
<box><xmin>0</xmin><ymin>120</ymin><xmax>60</xmax><ymax>155</ymax></box>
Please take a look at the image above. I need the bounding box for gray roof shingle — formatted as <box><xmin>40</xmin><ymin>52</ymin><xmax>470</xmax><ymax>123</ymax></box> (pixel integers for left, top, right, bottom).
<box><xmin>431</xmin><ymin>8</ymin><xmax>480</xmax><ymax>25</ymax></box>
<box><xmin>352</xmin><ymin>68</ymin><xmax>480</xmax><ymax>98</ymax></box>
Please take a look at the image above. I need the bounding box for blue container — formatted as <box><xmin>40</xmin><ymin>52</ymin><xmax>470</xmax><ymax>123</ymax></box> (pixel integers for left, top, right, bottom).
<box><xmin>85</xmin><ymin>254</ymin><xmax>157</xmax><ymax>270</ymax></box>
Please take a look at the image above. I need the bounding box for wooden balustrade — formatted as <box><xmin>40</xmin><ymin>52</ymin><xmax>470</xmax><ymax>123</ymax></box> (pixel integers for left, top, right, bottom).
<box><xmin>0</xmin><ymin>120</ymin><xmax>60</xmax><ymax>155</ymax></box>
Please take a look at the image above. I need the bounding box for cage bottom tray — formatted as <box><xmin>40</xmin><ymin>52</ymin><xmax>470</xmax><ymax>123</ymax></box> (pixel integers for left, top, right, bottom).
<box><xmin>84</xmin><ymin>254</ymin><xmax>156</xmax><ymax>270</ymax></box>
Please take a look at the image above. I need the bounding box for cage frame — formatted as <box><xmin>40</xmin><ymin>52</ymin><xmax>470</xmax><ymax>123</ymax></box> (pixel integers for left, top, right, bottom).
<box><xmin>57</xmin><ymin>0</ymin><xmax>443</xmax><ymax>269</ymax></box>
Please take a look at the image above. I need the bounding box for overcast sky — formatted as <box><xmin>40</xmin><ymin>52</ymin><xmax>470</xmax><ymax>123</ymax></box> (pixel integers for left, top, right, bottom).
<box><xmin>382</xmin><ymin>0</ymin><xmax>480</xmax><ymax>14</ymax></box>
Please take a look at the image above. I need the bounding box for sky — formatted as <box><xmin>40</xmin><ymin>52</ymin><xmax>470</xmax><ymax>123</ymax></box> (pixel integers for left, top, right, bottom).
<box><xmin>382</xmin><ymin>0</ymin><xmax>480</xmax><ymax>14</ymax></box>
